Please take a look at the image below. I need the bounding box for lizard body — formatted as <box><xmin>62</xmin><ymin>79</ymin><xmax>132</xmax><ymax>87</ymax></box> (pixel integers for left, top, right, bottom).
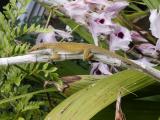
<box><xmin>30</xmin><ymin>42</ymin><xmax>160</xmax><ymax>81</ymax></box>
<box><xmin>30</xmin><ymin>42</ymin><xmax>136</xmax><ymax>66</ymax></box>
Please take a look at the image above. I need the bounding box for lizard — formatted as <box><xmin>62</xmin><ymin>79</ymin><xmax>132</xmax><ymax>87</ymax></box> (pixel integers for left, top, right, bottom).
<box><xmin>29</xmin><ymin>42</ymin><xmax>160</xmax><ymax>82</ymax></box>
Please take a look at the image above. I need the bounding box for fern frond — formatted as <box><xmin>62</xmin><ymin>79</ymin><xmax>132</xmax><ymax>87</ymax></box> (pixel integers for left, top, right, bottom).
<box><xmin>22</xmin><ymin>101</ymin><xmax>45</xmax><ymax>112</ymax></box>
<box><xmin>19</xmin><ymin>24</ymin><xmax>51</xmax><ymax>35</ymax></box>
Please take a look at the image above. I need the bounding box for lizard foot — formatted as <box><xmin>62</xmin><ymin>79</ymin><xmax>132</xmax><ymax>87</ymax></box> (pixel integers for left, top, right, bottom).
<box><xmin>50</xmin><ymin>53</ymin><xmax>61</xmax><ymax>61</ymax></box>
<box><xmin>83</xmin><ymin>49</ymin><xmax>94</xmax><ymax>61</ymax></box>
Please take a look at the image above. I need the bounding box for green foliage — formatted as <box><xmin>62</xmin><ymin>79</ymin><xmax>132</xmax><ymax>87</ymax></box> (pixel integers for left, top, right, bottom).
<box><xmin>142</xmin><ymin>0</ymin><xmax>160</xmax><ymax>9</ymax></box>
<box><xmin>0</xmin><ymin>0</ymin><xmax>60</xmax><ymax>119</ymax></box>
<box><xmin>0</xmin><ymin>0</ymin><xmax>160</xmax><ymax>119</ymax></box>
<box><xmin>40</xmin><ymin>1</ymin><xmax>160</xmax><ymax>120</ymax></box>
<box><xmin>0</xmin><ymin>0</ymin><xmax>50</xmax><ymax>56</ymax></box>
<box><xmin>92</xmin><ymin>100</ymin><xmax>160</xmax><ymax>120</ymax></box>
<box><xmin>45</xmin><ymin>69</ymin><xmax>156</xmax><ymax>120</ymax></box>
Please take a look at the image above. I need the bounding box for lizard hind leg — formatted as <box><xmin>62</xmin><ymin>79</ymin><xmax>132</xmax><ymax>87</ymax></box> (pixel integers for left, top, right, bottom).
<box><xmin>83</xmin><ymin>49</ymin><xmax>93</xmax><ymax>61</ymax></box>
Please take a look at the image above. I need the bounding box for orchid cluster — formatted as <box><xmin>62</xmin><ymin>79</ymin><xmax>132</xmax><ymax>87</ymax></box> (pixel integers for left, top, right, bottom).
<box><xmin>62</xmin><ymin>0</ymin><xmax>131</xmax><ymax>51</ymax></box>
<box><xmin>60</xmin><ymin>0</ymin><xmax>131</xmax><ymax>75</ymax></box>
<box><xmin>38</xmin><ymin>0</ymin><xmax>160</xmax><ymax>76</ymax></box>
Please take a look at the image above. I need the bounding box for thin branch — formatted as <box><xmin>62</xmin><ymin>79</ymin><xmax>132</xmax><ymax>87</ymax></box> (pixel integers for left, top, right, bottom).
<box><xmin>0</xmin><ymin>49</ymin><xmax>122</xmax><ymax>67</ymax></box>
<box><xmin>0</xmin><ymin>48</ymin><xmax>160</xmax><ymax>82</ymax></box>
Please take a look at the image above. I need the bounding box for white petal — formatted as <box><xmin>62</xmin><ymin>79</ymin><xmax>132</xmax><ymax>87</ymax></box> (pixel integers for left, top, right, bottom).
<box><xmin>149</xmin><ymin>9</ymin><xmax>160</xmax><ymax>38</ymax></box>
<box><xmin>98</xmin><ymin>63</ymin><xmax>112</xmax><ymax>75</ymax></box>
<box><xmin>133</xmin><ymin>57</ymin><xmax>156</xmax><ymax>67</ymax></box>
<box><xmin>136</xmin><ymin>43</ymin><xmax>158</xmax><ymax>58</ymax></box>
<box><xmin>155</xmin><ymin>38</ymin><xmax>160</xmax><ymax>50</ymax></box>
<box><xmin>62</xmin><ymin>0</ymin><xmax>89</xmax><ymax>24</ymax></box>
<box><xmin>90</xmin><ymin>62</ymin><xmax>112</xmax><ymax>75</ymax></box>
<box><xmin>36</xmin><ymin>32</ymin><xmax>57</xmax><ymax>44</ymax></box>
<box><xmin>105</xmin><ymin>1</ymin><xmax>129</xmax><ymax>17</ymax></box>
<box><xmin>131</xmin><ymin>31</ymin><xmax>147</xmax><ymax>42</ymax></box>
<box><xmin>85</xmin><ymin>0</ymin><xmax>107</xmax><ymax>5</ymax></box>
<box><xmin>54</xmin><ymin>29</ymin><xmax>72</xmax><ymax>39</ymax></box>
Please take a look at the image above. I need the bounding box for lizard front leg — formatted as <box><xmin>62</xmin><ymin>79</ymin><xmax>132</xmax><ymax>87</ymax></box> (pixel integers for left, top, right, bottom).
<box><xmin>83</xmin><ymin>49</ymin><xmax>93</xmax><ymax>61</ymax></box>
<box><xmin>50</xmin><ymin>52</ymin><xmax>61</xmax><ymax>61</ymax></box>
<box><xmin>50</xmin><ymin>50</ymin><xmax>93</xmax><ymax>61</ymax></box>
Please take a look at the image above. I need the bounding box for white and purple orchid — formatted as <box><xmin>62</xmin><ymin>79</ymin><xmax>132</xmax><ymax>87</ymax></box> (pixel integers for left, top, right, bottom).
<box><xmin>136</xmin><ymin>43</ymin><xmax>158</xmax><ymax>58</ymax></box>
<box><xmin>109</xmin><ymin>25</ymin><xmax>132</xmax><ymax>51</ymax></box>
<box><xmin>36</xmin><ymin>32</ymin><xmax>57</xmax><ymax>44</ymax></box>
<box><xmin>131</xmin><ymin>31</ymin><xmax>147</xmax><ymax>42</ymax></box>
<box><xmin>36</xmin><ymin>28</ymin><xmax>72</xmax><ymax>44</ymax></box>
<box><xmin>90</xmin><ymin>62</ymin><xmax>112</xmax><ymax>75</ymax></box>
<box><xmin>104</xmin><ymin>1</ymin><xmax>129</xmax><ymax>18</ymax></box>
<box><xmin>62</xmin><ymin>0</ymin><xmax>89</xmax><ymax>24</ymax></box>
<box><xmin>87</xmin><ymin>12</ymin><xmax>114</xmax><ymax>45</ymax></box>
<box><xmin>62</xmin><ymin>0</ymin><xmax>130</xmax><ymax>47</ymax></box>
<box><xmin>85</xmin><ymin>0</ymin><xmax>107</xmax><ymax>5</ymax></box>
<box><xmin>149</xmin><ymin>9</ymin><xmax>160</xmax><ymax>51</ymax></box>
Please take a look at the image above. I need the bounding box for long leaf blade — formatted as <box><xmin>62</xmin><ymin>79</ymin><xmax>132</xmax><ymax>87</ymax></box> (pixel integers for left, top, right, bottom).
<box><xmin>45</xmin><ymin>69</ymin><xmax>156</xmax><ymax>120</ymax></box>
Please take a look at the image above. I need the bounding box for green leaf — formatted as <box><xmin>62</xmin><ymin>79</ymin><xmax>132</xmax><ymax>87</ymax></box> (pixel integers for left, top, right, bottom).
<box><xmin>22</xmin><ymin>101</ymin><xmax>45</xmax><ymax>112</ymax></box>
<box><xmin>49</xmin><ymin>67</ymin><xmax>58</xmax><ymax>73</ymax></box>
<box><xmin>62</xmin><ymin>75</ymin><xmax>107</xmax><ymax>96</ymax></box>
<box><xmin>18</xmin><ymin>117</ymin><xmax>25</xmax><ymax>120</ymax></box>
<box><xmin>55</xmin><ymin>61</ymin><xmax>89</xmax><ymax>76</ymax></box>
<box><xmin>0</xmin><ymin>88</ymin><xmax>56</xmax><ymax>105</ymax></box>
<box><xmin>45</xmin><ymin>69</ymin><xmax>156</xmax><ymax>120</ymax></box>
<box><xmin>43</xmin><ymin>63</ymin><xmax>49</xmax><ymax>70</ymax></box>
<box><xmin>92</xmin><ymin>100</ymin><xmax>160</xmax><ymax>120</ymax></box>
<box><xmin>142</xmin><ymin>0</ymin><xmax>160</xmax><ymax>9</ymax></box>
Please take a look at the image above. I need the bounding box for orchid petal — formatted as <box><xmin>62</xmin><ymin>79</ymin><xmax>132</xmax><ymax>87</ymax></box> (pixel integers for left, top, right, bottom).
<box><xmin>109</xmin><ymin>25</ymin><xmax>132</xmax><ymax>51</ymax></box>
<box><xmin>149</xmin><ymin>9</ymin><xmax>160</xmax><ymax>39</ymax></box>
<box><xmin>136</xmin><ymin>43</ymin><xmax>158</xmax><ymax>58</ymax></box>
<box><xmin>36</xmin><ymin>32</ymin><xmax>57</xmax><ymax>44</ymax></box>
<box><xmin>90</xmin><ymin>62</ymin><xmax>112</xmax><ymax>75</ymax></box>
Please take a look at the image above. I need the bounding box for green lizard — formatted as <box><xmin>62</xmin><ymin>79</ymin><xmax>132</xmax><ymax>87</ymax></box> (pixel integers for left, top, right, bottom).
<box><xmin>30</xmin><ymin>42</ymin><xmax>160</xmax><ymax>82</ymax></box>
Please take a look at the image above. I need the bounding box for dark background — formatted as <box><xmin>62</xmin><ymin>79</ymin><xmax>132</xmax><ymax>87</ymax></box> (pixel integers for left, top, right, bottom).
<box><xmin>0</xmin><ymin>0</ymin><xmax>10</xmax><ymax>12</ymax></box>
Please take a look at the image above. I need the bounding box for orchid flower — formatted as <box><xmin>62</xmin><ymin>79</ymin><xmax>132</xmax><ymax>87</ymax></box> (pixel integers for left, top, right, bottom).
<box><xmin>54</xmin><ymin>29</ymin><xmax>72</xmax><ymax>40</ymax></box>
<box><xmin>136</xmin><ymin>43</ymin><xmax>158</xmax><ymax>58</ymax></box>
<box><xmin>105</xmin><ymin>1</ymin><xmax>129</xmax><ymax>17</ymax></box>
<box><xmin>36</xmin><ymin>32</ymin><xmax>57</xmax><ymax>44</ymax></box>
<box><xmin>85</xmin><ymin>0</ymin><xmax>107</xmax><ymax>5</ymax></box>
<box><xmin>149</xmin><ymin>9</ymin><xmax>160</xmax><ymax>50</ymax></box>
<box><xmin>109</xmin><ymin>25</ymin><xmax>132</xmax><ymax>51</ymax></box>
<box><xmin>62</xmin><ymin>0</ymin><xmax>89</xmax><ymax>24</ymax></box>
<box><xmin>149</xmin><ymin>9</ymin><xmax>160</xmax><ymax>39</ymax></box>
<box><xmin>62</xmin><ymin>0</ymin><xmax>129</xmax><ymax>46</ymax></box>
<box><xmin>131</xmin><ymin>31</ymin><xmax>147</xmax><ymax>42</ymax></box>
<box><xmin>87</xmin><ymin>12</ymin><xmax>114</xmax><ymax>45</ymax></box>
<box><xmin>131</xmin><ymin>31</ymin><xmax>159</xmax><ymax>58</ymax></box>
<box><xmin>36</xmin><ymin>29</ymin><xmax>72</xmax><ymax>44</ymax></box>
<box><xmin>90</xmin><ymin>62</ymin><xmax>112</xmax><ymax>75</ymax></box>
